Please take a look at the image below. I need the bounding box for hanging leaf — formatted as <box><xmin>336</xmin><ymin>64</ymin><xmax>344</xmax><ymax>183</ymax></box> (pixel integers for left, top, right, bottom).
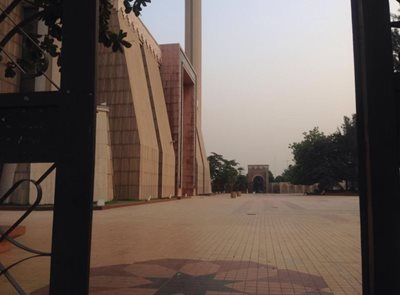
<box><xmin>5</xmin><ymin>63</ymin><xmax>16</xmax><ymax>78</ymax></box>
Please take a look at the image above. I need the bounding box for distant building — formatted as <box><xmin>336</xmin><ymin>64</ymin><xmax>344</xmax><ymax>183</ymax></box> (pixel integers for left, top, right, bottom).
<box><xmin>248</xmin><ymin>165</ymin><xmax>270</xmax><ymax>193</ymax></box>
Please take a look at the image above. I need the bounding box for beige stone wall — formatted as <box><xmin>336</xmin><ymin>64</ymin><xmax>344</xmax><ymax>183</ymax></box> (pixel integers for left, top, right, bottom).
<box><xmin>282</xmin><ymin>183</ymin><xmax>288</xmax><ymax>194</ymax></box>
<box><xmin>203</xmin><ymin>158</ymin><xmax>212</xmax><ymax>194</ymax></box>
<box><xmin>143</xmin><ymin>46</ymin><xmax>175</xmax><ymax>198</ymax></box>
<box><xmin>0</xmin><ymin>164</ymin><xmax>29</xmax><ymax>204</ymax></box>
<box><xmin>0</xmin><ymin>2</ymin><xmax>62</xmax><ymax>205</ymax></box>
<box><xmin>196</xmin><ymin>129</ymin><xmax>211</xmax><ymax>194</ymax></box>
<box><xmin>294</xmin><ymin>185</ymin><xmax>302</xmax><ymax>194</ymax></box>
<box><xmin>26</xmin><ymin>107</ymin><xmax>113</xmax><ymax>205</ymax></box>
<box><xmin>93</xmin><ymin>106</ymin><xmax>114</xmax><ymax>202</ymax></box>
<box><xmin>29</xmin><ymin>163</ymin><xmax>55</xmax><ymax>205</ymax></box>
<box><xmin>119</xmin><ymin>12</ymin><xmax>160</xmax><ymax>200</ymax></box>
<box><xmin>97</xmin><ymin>42</ymin><xmax>139</xmax><ymax>200</ymax></box>
<box><xmin>195</xmin><ymin>142</ymin><xmax>204</xmax><ymax>195</ymax></box>
<box><xmin>0</xmin><ymin>1</ymin><xmax>210</xmax><ymax>202</ymax></box>
<box><xmin>271</xmin><ymin>183</ymin><xmax>280</xmax><ymax>193</ymax></box>
<box><xmin>97</xmin><ymin>9</ymin><xmax>160</xmax><ymax>200</ymax></box>
<box><xmin>112</xmin><ymin>0</ymin><xmax>161</xmax><ymax>62</ymax></box>
<box><xmin>10</xmin><ymin>163</ymin><xmax>30</xmax><ymax>204</ymax></box>
<box><xmin>26</xmin><ymin>20</ymin><xmax>61</xmax><ymax>205</ymax></box>
<box><xmin>270</xmin><ymin>182</ymin><xmax>317</xmax><ymax>194</ymax></box>
<box><xmin>0</xmin><ymin>164</ymin><xmax>17</xmax><ymax>202</ymax></box>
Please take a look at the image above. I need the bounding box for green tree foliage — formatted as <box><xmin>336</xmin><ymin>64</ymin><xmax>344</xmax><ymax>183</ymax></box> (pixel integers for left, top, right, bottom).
<box><xmin>275</xmin><ymin>165</ymin><xmax>296</xmax><ymax>183</ymax></box>
<box><xmin>268</xmin><ymin>170</ymin><xmax>274</xmax><ymax>183</ymax></box>
<box><xmin>207</xmin><ymin>152</ymin><xmax>246</xmax><ymax>193</ymax></box>
<box><xmin>235</xmin><ymin>166</ymin><xmax>248</xmax><ymax>192</ymax></box>
<box><xmin>392</xmin><ymin>27</ymin><xmax>400</xmax><ymax>72</ymax></box>
<box><xmin>392</xmin><ymin>11</ymin><xmax>400</xmax><ymax>72</ymax></box>
<box><xmin>280</xmin><ymin>116</ymin><xmax>358</xmax><ymax>192</ymax></box>
<box><xmin>235</xmin><ymin>175</ymin><xmax>248</xmax><ymax>192</ymax></box>
<box><xmin>0</xmin><ymin>0</ymin><xmax>151</xmax><ymax>78</ymax></box>
<box><xmin>332</xmin><ymin>114</ymin><xmax>358</xmax><ymax>190</ymax></box>
<box><xmin>274</xmin><ymin>175</ymin><xmax>285</xmax><ymax>183</ymax></box>
<box><xmin>289</xmin><ymin>128</ymin><xmax>339</xmax><ymax>190</ymax></box>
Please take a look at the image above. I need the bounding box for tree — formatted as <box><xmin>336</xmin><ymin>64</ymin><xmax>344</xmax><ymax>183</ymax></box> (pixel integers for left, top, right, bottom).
<box><xmin>0</xmin><ymin>0</ymin><xmax>151</xmax><ymax>78</ymax></box>
<box><xmin>282</xmin><ymin>115</ymin><xmax>358</xmax><ymax>192</ymax></box>
<box><xmin>289</xmin><ymin>128</ymin><xmax>337</xmax><ymax>190</ymax></box>
<box><xmin>332</xmin><ymin>115</ymin><xmax>358</xmax><ymax>190</ymax></box>
<box><xmin>207</xmin><ymin>152</ymin><xmax>242</xmax><ymax>193</ymax></box>
<box><xmin>235</xmin><ymin>175</ymin><xmax>248</xmax><ymax>192</ymax></box>
<box><xmin>392</xmin><ymin>27</ymin><xmax>400</xmax><ymax>72</ymax></box>
<box><xmin>235</xmin><ymin>167</ymin><xmax>248</xmax><ymax>192</ymax></box>
<box><xmin>275</xmin><ymin>165</ymin><xmax>297</xmax><ymax>183</ymax></box>
<box><xmin>268</xmin><ymin>170</ymin><xmax>274</xmax><ymax>183</ymax></box>
<box><xmin>392</xmin><ymin>11</ymin><xmax>400</xmax><ymax>72</ymax></box>
<box><xmin>274</xmin><ymin>175</ymin><xmax>285</xmax><ymax>183</ymax></box>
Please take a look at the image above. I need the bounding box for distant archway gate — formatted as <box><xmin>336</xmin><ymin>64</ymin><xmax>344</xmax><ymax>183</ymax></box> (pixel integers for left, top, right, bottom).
<box><xmin>0</xmin><ymin>1</ymin><xmax>398</xmax><ymax>294</ymax></box>
<box><xmin>248</xmin><ymin>165</ymin><xmax>269</xmax><ymax>193</ymax></box>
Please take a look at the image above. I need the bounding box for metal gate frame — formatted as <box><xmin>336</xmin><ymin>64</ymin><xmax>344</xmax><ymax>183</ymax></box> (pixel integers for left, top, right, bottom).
<box><xmin>351</xmin><ymin>1</ymin><xmax>400</xmax><ymax>294</ymax></box>
<box><xmin>1</xmin><ymin>0</ymin><xmax>399</xmax><ymax>294</ymax></box>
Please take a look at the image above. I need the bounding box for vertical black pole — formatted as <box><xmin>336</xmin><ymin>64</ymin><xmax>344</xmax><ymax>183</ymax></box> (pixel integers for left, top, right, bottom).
<box><xmin>49</xmin><ymin>0</ymin><xmax>97</xmax><ymax>294</ymax></box>
<box><xmin>351</xmin><ymin>1</ymin><xmax>400</xmax><ymax>294</ymax></box>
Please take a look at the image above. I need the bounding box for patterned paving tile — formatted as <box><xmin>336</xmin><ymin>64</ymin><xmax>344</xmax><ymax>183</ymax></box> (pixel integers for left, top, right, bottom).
<box><xmin>0</xmin><ymin>194</ymin><xmax>362</xmax><ymax>294</ymax></box>
<box><xmin>31</xmin><ymin>259</ymin><xmax>334</xmax><ymax>294</ymax></box>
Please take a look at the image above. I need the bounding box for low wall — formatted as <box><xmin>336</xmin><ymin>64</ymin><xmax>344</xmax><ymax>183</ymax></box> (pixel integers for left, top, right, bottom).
<box><xmin>270</xmin><ymin>182</ymin><xmax>318</xmax><ymax>194</ymax></box>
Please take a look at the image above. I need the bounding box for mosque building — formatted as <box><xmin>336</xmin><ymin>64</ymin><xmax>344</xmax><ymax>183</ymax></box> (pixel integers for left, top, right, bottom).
<box><xmin>0</xmin><ymin>0</ymin><xmax>212</xmax><ymax>203</ymax></box>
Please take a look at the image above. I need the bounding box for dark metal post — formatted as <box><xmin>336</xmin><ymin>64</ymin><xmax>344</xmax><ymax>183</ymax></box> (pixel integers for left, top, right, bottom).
<box><xmin>49</xmin><ymin>0</ymin><xmax>98</xmax><ymax>294</ymax></box>
<box><xmin>351</xmin><ymin>1</ymin><xmax>400</xmax><ymax>294</ymax></box>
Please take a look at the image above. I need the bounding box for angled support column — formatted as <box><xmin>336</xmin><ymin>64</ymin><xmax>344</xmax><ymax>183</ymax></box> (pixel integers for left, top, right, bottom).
<box><xmin>351</xmin><ymin>1</ymin><xmax>400</xmax><ymax>294</ymax></box>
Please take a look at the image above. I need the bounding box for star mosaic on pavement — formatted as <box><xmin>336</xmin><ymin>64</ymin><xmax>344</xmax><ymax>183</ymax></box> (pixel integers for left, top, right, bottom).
<box><xmin>136</xmin><ymin>271</ymin><xmax>242</xmax><ymax>295</ymax></box>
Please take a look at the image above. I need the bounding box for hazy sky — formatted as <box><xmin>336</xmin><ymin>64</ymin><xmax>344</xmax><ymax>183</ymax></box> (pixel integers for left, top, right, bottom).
<box><xmin>140</xmin><ymin>1</ymin><xmax>375</xmax><ymax>175</ymax></box>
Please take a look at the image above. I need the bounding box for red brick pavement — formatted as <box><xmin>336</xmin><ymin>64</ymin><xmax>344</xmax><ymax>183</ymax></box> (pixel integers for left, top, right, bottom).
<box><xmin>0</xmin><ymin>194</ymin><xmax>362</xmax><ymax>294</ymax></box>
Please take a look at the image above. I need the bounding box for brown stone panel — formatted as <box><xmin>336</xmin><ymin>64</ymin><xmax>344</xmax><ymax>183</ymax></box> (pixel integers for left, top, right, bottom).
<box><xmin>160</xmin><ymin>44</ymin><xmax>182</xmax><ymax>196</ymax></box>
<box><xmin>142</xmin><ymin>45</ymin><xmax>175</xmax><ymax>198</ymax></box>
<box><xmin>185</xmin><ymin>0</ymin><xmax>203</xmax><ymax>126</ymax></box>
<box><xmin>160</xmin><ymin>44</ymin><xmax>211</xmax><ymax>196</ymax></box>
<box><xmin>182</xmin><ymin>81</ymin><xmax>195</xmax><ymax>196</ymax></box>
<box><xmin>185</xmin><ymin>0</ymin><xmax>211</xmax><ymax>195</ymax></box>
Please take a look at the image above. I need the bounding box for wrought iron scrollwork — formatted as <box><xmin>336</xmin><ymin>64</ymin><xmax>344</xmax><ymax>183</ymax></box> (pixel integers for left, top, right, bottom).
<box><xmin>0</xmin><ymin>163</ymin><xmax>55</xmax><ymax>295</ymax></box>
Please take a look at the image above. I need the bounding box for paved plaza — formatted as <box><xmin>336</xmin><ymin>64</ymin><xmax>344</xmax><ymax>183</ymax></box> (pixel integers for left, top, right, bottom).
<box><xmin>0</xmin><ymin>194</ymin><xmax>362</xmax><ymax>294</ymax></box>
